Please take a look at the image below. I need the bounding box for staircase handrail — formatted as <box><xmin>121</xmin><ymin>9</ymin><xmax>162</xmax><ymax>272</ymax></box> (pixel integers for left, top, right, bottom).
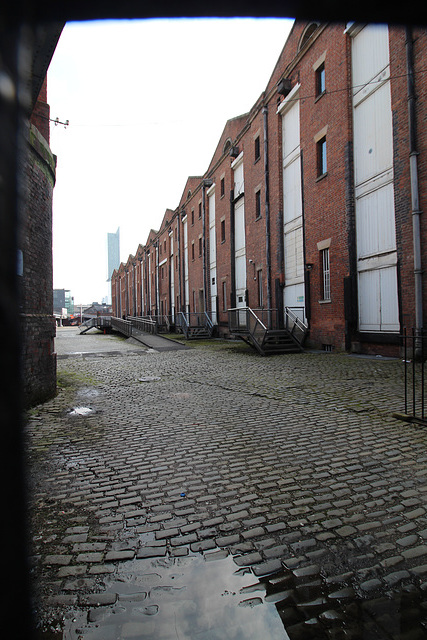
<box><xmin>111</xmin><ymin>316</ymin><xmax>133</xmax><ymax>337</ymax></box>
<box><xmin>284</xmin><ymin>307</ymin><xmax>308</xmax><ymax>345</ymax></box>
<box><xmin>127</xmin><ymin>316</ymin><xmax>157</xmax><ymax>335</ymax></box>
<box><xmin>176</xmin><ymin>312</ymin><xmax>190</xmax><ymax>339</ymax></box>
<box><xmin>203</xmin><ymin>312</ymin><xmax>214</xmax><ymax>336</ymax></box>
<box><xmin>228</xmin><ymin>307</ymin><xmax>267</xmax><ymax>352</ymax></box>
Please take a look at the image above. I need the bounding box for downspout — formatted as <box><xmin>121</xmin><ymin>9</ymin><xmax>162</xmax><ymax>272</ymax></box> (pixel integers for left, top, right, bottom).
<box><xmin>138</xmin><ymin>257</ymin><xmax>144</xmax><ymax>316</ymax></box>
<box><xmin>406</xmin><ymin>26</ymin><xmax>423</xmax><ymax>355</ymax></box>
<box><xmin>230</xmin><ymin>189</ymin><xmax>236</xmax><ymax>309</ymax></box>
<box><xmin>202</xmin><ymin>179</ymin><xmax>213</xmax><ymax>313</ymax></box>
<box><xmin>262</xmin><ymin>105</ymin><xmax>272</xmax><ymax>329</ymax></box>
<box><xmin>146</xmin><ymin>250</ymin><xmax>150</xmax><ymax>315</ymax></box>
<box><xmin>155</xmin><ymin>241</ymin><xmax>159</xmax><ymax>317</ymax></box>
<box><xmin>125</xmin><ymin>269</ymin><xmax>129</xmax><ymax>317</ymax></box>
<box><xmin>132</xmin><ymin>262</ymin><xmax>136</xmax><ymax>315</ymax></box>
<box><xmin>178</xmin><ymin>211</ymin><xmax>183</xmax><ymax>312</ymax></box>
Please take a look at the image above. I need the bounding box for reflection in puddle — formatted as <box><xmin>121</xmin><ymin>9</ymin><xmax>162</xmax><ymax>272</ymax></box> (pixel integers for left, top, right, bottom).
<box><xmin>62</xmin><ymin>554</ymin><xmax>290</xmax><ymax>639</ymax></box>
<box><xmin>57</xmin><ymin>551</ymin><xmax>427</xmax><ymax>639</ymax></box>
<box><xmin>68</xmin><ymin>407</ymin><xmax>94</xmax><ymax>416</ymax></box>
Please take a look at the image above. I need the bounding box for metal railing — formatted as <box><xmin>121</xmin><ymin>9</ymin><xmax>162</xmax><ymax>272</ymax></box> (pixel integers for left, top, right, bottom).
<box><xmin>111</xmin><ymin>317</ymin><xmax>133</xmax><ymax>337</ymax></box>
<box><xmin>176</xmin><ymin>312</ymin><xmax>214</xmax><ymax>339</ymax></box>
<box><xmin>228</xmin><ymin>307</ymin><xmax>268</xmax><ymax>351</ymax></box>
<box><xmin>127</xmin><ymin>316</ymin><xmax>157</xmax><ymax>335</ymax></box>
<box><xmin>79</xmin><ymin>316</ymin><xmax>112</xmax><ymax>333</ymax></box>
<box><xmin>284</xmin><ymin>307</ymin><xmax>308</xmax><ymax>346</ymax></box>
<box><xmin>402</xmin><ymin>328</ymin><xmax>426</xmax><ymax>424</ymax></box>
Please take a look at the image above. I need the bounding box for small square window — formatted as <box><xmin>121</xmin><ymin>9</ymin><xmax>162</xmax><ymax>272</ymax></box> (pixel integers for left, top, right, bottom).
<box><xmin>316</xmin><ymin>62</ymin><xmax>326</xmax><ymax>97</ymax></box>
<box><xmin>317</xmin><ymin>136</ymin><xmax>327</xmax><ymax>177</ymax></box>
<box><xmin>254</xmin><ymin>136</ymin><xmax>260</xmax><ymax>162</ymax></box>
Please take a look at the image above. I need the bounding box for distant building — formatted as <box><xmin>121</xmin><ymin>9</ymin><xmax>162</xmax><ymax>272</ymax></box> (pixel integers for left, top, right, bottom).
<box><xmin>82</xmin><ymin>302</ymin><xmax>112</xmax><ymax>320</ymax></box>
<box><xmin>53</xmin><ymin>289</ymin><xmax>74</xmax><ymax>316</ymax></box>
<box><xmin>107</xmin><ymin>228</ymin><xmax>120</xmax><ymax>282</ymax></box>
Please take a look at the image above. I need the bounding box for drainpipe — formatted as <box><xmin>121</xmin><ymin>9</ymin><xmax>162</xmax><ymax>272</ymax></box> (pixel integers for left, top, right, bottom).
<box><xmin>155</xmin><ymin>241</ymin><xmax>159</xmax><ymax>317</ymax></box>
<box><xmin>230</xmin><ymin>189</ymin><xmax>236</xmax><ymax>309</ymax></box>
<box><xmin>132</xmin><ymin>261</ymin><xmax>136</xmax><ymax>316</ymax></box>
<box><xmin>124</xmin><ymin>269</ymin><xmax>129</xmax><ymax>317</ymax></box>
<box><xmin>138</xmin><ymin>257</ymin><xmax>143</xmax><ymax>316</ymax></box>
<box><xmin>202</xmin><ymin>179</ymin><xmax>213</xmax><ymax>313</ymax></box>
<box><xmin>262</xmin><ymin>105</ymin><xmax>272</xmax><ymax>329</ymax></box>
<box><xmin>178</xmin><ymin>211</ymin><xmax>183</xmax><ymax>312</ymax></box>
<box><xmin>406</xmin><ymin>26</ymin><xmax>423</xmax><ymax>356</ymax></box>
<box><xmin>146</xmin><ymin>249</ymin><xmax>150</xmax><ymax>315</ymax></box>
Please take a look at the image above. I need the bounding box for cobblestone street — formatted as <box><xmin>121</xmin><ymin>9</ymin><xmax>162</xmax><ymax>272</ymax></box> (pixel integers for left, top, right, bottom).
<box><xmin>27</xmin><ymin>327</ymin><xmax>427</xmax><ymax>639</ymax></box>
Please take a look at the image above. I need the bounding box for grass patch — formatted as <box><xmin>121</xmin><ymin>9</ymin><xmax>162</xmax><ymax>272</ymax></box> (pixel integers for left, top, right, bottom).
<box><xmin>56</xmin><ymin>370</ymin><xmax>98</xmax><ymax>390</ymax></box>
<box><xmin>162</xmin><ymin>334</ymin><xmax>254</xmax><ymax>354</ymax></box>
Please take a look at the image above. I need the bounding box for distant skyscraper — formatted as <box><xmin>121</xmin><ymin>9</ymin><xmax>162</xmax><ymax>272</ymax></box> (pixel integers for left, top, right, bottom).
<box><xmin>107</xmin><ymin>227</ymin><xmax>120</xmax><ymax>281</ymax></box>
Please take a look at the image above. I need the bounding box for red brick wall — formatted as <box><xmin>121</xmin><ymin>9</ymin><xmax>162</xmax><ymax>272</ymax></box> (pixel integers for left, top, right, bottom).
<box><xmin>112</xmin><ymin>22</ymin><xmax>427</xmax><ymax>355</ymax></box>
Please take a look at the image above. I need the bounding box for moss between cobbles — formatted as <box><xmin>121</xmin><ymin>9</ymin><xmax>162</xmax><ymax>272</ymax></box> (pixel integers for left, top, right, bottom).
<box><xmin>162</xmin><ymin>334</ymin><xmax>257</xmax><ymax>354</ymax></box>
<box><xmin>57</xmin><ymin>370</ymin><xmax>99</xmax><ymax>391</ymax></box>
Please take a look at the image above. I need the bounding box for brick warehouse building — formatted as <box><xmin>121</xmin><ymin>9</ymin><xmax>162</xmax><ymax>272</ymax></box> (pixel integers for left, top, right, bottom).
<box><xmin>111</xmin><ymin>21</ymin><xmax>427</xmax><ymax>356</ymax></box>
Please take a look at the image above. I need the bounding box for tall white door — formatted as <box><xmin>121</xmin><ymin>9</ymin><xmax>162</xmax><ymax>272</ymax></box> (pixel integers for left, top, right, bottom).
<box><xmin>280</xmin><ymin>88</ymin><xmax>305</xmax><ymax>322</ymax></box>
<box><xmin>351</xmin><ymin>23</ymin><xmax>399</xmax><ymax>332</ymax></box>
<box><xmin>232</xmin><ymin>155</ymin><xmax>246</xmax><ymax>311</ymax></box>
<box><xmin>148</xmin><ymin>252</ymin><xmax>152</xmax><ymax>313</ymax></box>
<box><xmin>234</xmin><ymin>197</ymin><xmax>246</xmax><ymax>308</ymax></box>
<box><xmin>169</xmin><ymin>233</ymin><xmax>175</xmax><ymax>321</ymax></box>
<box><xmin>183</xmin><ymin>217</ymin><xmax>189</xmax><ymax>314</ymax></box>
<box><xmin>208</xmin><ymin>187</ymin><xmax>217</xmax><ymax>323</ymax></box>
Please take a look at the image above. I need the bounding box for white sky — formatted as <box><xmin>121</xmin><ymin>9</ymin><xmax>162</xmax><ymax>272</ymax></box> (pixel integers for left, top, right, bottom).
<box><xmin>48</xmin><ymin>17</ymin><xmax>294</xmax><ymax>305</ymax></box>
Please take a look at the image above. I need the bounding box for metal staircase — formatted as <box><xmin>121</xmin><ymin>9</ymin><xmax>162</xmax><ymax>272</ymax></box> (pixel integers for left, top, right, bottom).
<box><xmin>79</xmin><ymin>316</ymin><xmax>111</xmax><ymax>334</ymax></box>
<box><xmin>228</xmin><ymin>307</ymin><xmax>307</xmax><ymax>356</ymax></box>
<box><xmin>176</xmin><ymin>312</ymin><xmax>214</xmax><ymax>340</ymax></box>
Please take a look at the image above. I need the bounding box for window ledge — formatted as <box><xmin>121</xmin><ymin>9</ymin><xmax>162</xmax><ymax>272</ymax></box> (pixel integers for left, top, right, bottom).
<box><xmin>318</xmin><ymin>298</ymin><xmax>331</xmax><ymax>304</ymax></box>
<box><xmin>315</xmin><ymin>90</ymin><xmax>326</xmax><ymax>103</ymax></box>
<box><xmin>316</xmin><ymin>171</ymin><xmax>328</xmax><ymax>183</ymax></box>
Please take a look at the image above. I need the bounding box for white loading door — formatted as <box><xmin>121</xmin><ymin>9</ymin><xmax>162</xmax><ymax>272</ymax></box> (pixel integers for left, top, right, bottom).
<box><xmin>169</xmin><ymin>234</ymin><xmax>175</xmax><ymax>320</ymax></box>
<box><xmin>234</xmin><ymin>196</ymin><xmax>246</xmax><ymax>309</ymax></box>
<box><xmin>183</xmin><ymin>217</ymin><xmax>189</xmax><ymax>314</ymax></box>
<box><xmin>281</xmin><ymin>94</ymin><xmax>305</xmax><ymax>322</ymax></box>
<box><xmin>208</xmin><ymin>188</ymin><xmax>217</xmax><ymax>323</ymax></box>
<box><xmin>351</xmin><ymin>23</ymin><xmax>399</xmax><ymax>333</ymax></box>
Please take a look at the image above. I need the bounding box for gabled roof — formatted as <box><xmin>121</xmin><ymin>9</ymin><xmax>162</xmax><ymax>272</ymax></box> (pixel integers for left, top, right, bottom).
<box><xmin>146</xmin><ymin>229</ymin><xmax>159</xmax><ymax>246</ymax></box>
<box><xmin>205</xmin><ymin>113</ymin><xmax>249</xmax><ymax>175</ymax></box>
<box><xmin>178</xmin><ymin>176</ymin><xmax>203</xmax><ymax>210</ymax></box>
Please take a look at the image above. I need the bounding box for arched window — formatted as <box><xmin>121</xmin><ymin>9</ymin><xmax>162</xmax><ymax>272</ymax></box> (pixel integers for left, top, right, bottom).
<box><xmin>298</xmin><ymin>22</ymin><xmax>320</xmax><ymax>51</ymax></box>
<box><xmin>223</xmin><ymin>138</ymin><xmax>232</xmax><ymax>155</ymax></box>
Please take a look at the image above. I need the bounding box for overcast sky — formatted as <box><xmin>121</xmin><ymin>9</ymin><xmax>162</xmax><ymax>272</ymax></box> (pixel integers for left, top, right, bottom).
<box><xmin>48</xmin><ymin>17</ymin><xmax>294</xmax><ymax>305</ymax></box>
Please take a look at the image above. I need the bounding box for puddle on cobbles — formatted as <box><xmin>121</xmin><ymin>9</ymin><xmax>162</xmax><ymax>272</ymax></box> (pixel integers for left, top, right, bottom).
<box><xmin>60</xmin><ymin>554</ymin><xmax>290</xmax><ymax>639</ymax></box>
<box><xmin>51</xmin><ymin>553</ymin><xmax>427</xmax><ymax>640</ymax></box>
<box><xmin>68</xmin><ymin>407</ymin><xmax>95</xmax><ymax>416</ymax></box>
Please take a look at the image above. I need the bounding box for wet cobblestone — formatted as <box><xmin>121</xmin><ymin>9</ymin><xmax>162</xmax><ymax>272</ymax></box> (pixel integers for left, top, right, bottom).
<box><xmin>27</xmin><ymin>328</ymin><xmax>427</xmax><ymax>638</ymax></box>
